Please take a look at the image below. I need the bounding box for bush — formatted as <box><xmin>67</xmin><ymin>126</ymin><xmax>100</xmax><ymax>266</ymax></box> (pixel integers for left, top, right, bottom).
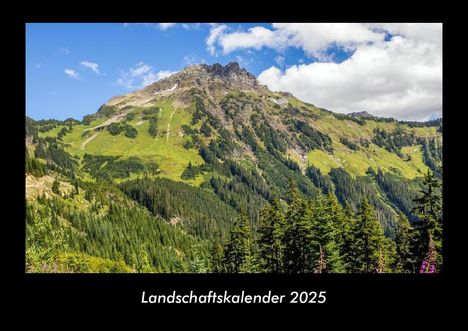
<box><xmin>148</xmin><ymin>118</ymin><xmax>158</xmax><ymax>138</ymax></box>
<box><xmin>82</xmin><ymin>115</ymin><xmax>95</xmax><ymax>125</ymax></box>
<box><xmin>125</xmin><ymin>112</ymin><xmax>136</xmax><ymax>122</ymax></box>
<box><xmin>340</xmin><ymin>137</ymin><xmax>359</xmax><ymax>151</ymax></box>
<box><xmin>107</xmin><ymin>123</ymin><xmax>122</xmax><ymax>135</ymax></box>
<box><xmin>200</xmin><ymin>122</ymin><xmax>212</xmax><ymax>137</ymax></box>
<box><xmin>124</xmin><ymin>125</ymin><xmax>138</xmax><ymax>138</ymax></box>
<box><xmin>51</xmin><ymin>178</ymin><xmax>61</xmax><ymax>195</ymax></box>
<box><xmin>181</xmin><ymin>162</ymin><xmax>204</xmax><ymax>180</ymax></box>
<box><xmin>26</xmin><ymin>152</ymin><xmax>46</xmax><ymax>177</ymax></box>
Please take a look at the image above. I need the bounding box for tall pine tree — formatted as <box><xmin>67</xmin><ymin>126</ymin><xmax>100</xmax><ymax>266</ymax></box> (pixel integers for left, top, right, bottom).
<box><xmin>257</xmin><ymin>196</ymin><xmax>285</xmax><ymax>273</ymax></box>
<box><xmin>310</xmin><ymin>193</ymin><xmax>345</xmax><ymax>273</ymax></box>
<box><xmin>223</xmin><ymin>211</ymin><xmax>255</xmax><ymax>273</ymax></box>
<box><xmin>412</xmin><ymin>170</ymin><xmax>442</xmax><ymax>271</ymax></box>
<box><xmin>351</xmin><ymin>198</ymin><xmax>390</xmax><ymax>273</ymax></box>
<box><xmin>339</xmin><ymin>202</ymin><xmax>357</xmax><ymax>271</ymax></box>
<box><xmin>282</xmin><ymin>179</ymin><xmax>314</xmax><ymax>273</ymax></box>
<box><xmin>393</xmin><ymin>212</ymin><xmax>415</xmax><ymax>272</ymax></box>
<box><xmin>209</xmin><ymin>242</ymin><xmax>225</xmax><ymax>273</ymax></box>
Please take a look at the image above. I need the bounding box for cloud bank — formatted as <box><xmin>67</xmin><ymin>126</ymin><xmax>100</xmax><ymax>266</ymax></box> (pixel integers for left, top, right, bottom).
<box><xmin>208</xmin><ymin>23</ymin><xmax>442</xmax><ymax>121</ymax></box>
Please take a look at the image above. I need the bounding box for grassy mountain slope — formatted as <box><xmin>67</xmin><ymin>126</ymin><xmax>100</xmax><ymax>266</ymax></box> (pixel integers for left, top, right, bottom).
<box><xmin>26</xmin><ymin>62</ymin><xmax>442</xmax><ymax>272</ymax></box>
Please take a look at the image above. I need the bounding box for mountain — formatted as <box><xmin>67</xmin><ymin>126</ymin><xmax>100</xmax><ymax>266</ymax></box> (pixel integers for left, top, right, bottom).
<box><xmin>25</xmin><ymin>62</ymin><xmax>443</xmax><ymax>273</ymax></box>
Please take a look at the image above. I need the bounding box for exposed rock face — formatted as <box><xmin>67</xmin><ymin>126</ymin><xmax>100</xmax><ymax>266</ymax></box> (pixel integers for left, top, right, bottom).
<box><xmin>200</xmin><ymin>62</ymin><xmax>259</xmax><ymax>87</ymax></box>
<box><xmin>143</xmin><ymin>62</ymin><xmax>264</xmax><ymax>94</ymax></box>
<box><xmin>103</xmin><ymin>62</ymin><xmax>272</xmax><ymax>109</ymax></box>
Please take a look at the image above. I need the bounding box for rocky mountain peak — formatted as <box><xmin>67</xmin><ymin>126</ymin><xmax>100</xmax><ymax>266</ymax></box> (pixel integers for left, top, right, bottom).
<box><xmin>143</xmin><ymin>62</ymin><xmax>262</xmax><ymax>95</ymax></box>
<box><xmin>187</xmin><ymin>62</ymin><xmax>260</xmax><ymax>88</ymax></box>
<box><xmin>201</xmin><ymin>62</ymin><xmax>243</xmax><ymax>76</ymax></box>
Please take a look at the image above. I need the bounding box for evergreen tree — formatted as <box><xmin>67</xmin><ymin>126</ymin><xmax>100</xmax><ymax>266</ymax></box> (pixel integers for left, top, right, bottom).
<box><xmin>73</xmin><ymin>180</ymin><xmax>79</xmax><ymax>195</ymax></box>
<box><xmin>137</xmin><ymin>245</ymin><xmax>154</xmax><ymax>273</ymax></box>
<box><xmin>223</xmin><ymin>212</ymin><xmax>255</xmax><ymax>273</ymax></box>
<box><xmin>383</xmin><ymin>237</ymin><xmax>397</xmax><ymax>273</ymax></box>
<box><xmin>26</xmin><ymin>151</ymin><xmax>46</xmax><ymax>177</ymax></box>
<box><xmin>26</xmin><ymin>202</ymin><xmax>68</xmax><ymax>272</ymax></box>
<box><xmin>209</xmin><ymin>242</ymin><xmax>225</xmax><ymax>273</ymax></box>
<box><xmin>200</xmin><ymin>121</ymin><xmax>212</xmax><ymax>137</ymax></box>
<box><xmin>257</xmin><ymin>196</ymin><xmax>285</xmax><ymax>272</ymax></box>
<box><xmin>124</xmin><ymin>125</ymin><xmax>138</xmax><ymax>138</ymax></box>
<box><xmin>282</xmin><ymin>179</ymin><xmax>314</xmax><ymax>273</ymax></box>
<box><xmin>181</xmin><ymin>161</ymin><xmax>198</xmax><ymax>180</ymax></box>
<box><xmin>328</xmin><ymin>193</ymin><xmax>353</xmax><ymax>270</ymax></box>
<box><xmin>351</xmin><ymin>198</ymin><xmax>389</xmax><ymax>273</ymax></box>
<box><xmin>147</xmin><ymin>161</ymin><xmax>159</xmax><ymax>176</ymax></box>
<box><xmin>148</xmin><ymin>118</ymin><xmax>158</xmax><ymax>138</ymax></box>
<box><xmin>339</xmin><ymin>202</ymin><xmax>357</xmax><ymax>271</ymax></box>
<box><xmin>394</xmin><ymin>212</ymin><xmax>415</xmax><ymax>272</ymax></box>
<box><xmin>51</xmin><ymin>178</ymin><xmax>61</xmax><ymax>195</ymax></box>
<box><xmin>412</xmin><ymin>170</ymin><xmax>442</xmax><ymax>270</ymax></box>
<box><xmin>310</xmin><ymin>193</ymin><xmax>346</xmax><ymax>273</ymax></box>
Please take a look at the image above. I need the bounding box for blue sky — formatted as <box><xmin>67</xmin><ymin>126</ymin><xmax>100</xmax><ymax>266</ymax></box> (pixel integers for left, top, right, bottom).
<box><xmin>26</xmin><ymin>23</ymin><xmax>442</xmax><ymax>121</ymax></box>
<box><xmin>26</xmin><ymin>23</ymin><xmax>302</xmax><ymax>120</ymax></box>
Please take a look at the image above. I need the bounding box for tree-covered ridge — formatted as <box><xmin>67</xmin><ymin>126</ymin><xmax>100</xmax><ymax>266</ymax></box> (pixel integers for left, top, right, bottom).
<box><xmin>26</xmin><ymin>178</ymin><xmax>211</xmax><ymax>273</ymax></box>
<box><xmin>33</xmin><ymin>137</ymin><xmax>78</xmax><ymax>170</ymax></box>
<box><xmin>372</xmin><ymin>127</ymin><xmax>417</xmax><ymax>156</ymax></box>
<box><xmin>82</xmin><ymin>154</ymin><xmax>149</xmax><ymax>180</ymax></box>
<box><xmin>119</xmin><ymin>178</ymin><xmax>238</xmax><ymax>241</ymax></box>
<box><xmin>215</xmin><ymin>172</ymin><xmax>442</xmax><ymax>273</ymax></box>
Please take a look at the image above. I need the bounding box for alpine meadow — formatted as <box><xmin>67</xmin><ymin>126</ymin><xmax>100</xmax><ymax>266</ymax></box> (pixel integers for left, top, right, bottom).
<box><xmin>25</xmin><ymin>23</ymin><xmax>442</xmax><ymax>274</ymax></box>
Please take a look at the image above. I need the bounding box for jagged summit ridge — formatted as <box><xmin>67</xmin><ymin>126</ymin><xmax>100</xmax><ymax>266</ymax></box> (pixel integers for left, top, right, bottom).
<box><xmin>106</xmin><ymin>62</ymin><xmax>269</xmax><ymax>109</ymax></box>
<box><xmin>143</xmin><ymin>62</ymin><xmax>263</xmax><ymax>94</ymax></box>
<box><xmin>197</xmin><ymin>62</ymin><xmax>258</xmax><ymax>85</ymax></box>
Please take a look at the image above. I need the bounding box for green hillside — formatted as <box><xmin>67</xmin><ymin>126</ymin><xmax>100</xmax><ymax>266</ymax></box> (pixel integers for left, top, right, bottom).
<box><xmin>26</xmin><ymin>62</ymin><xmax>443</xmax><ymax>273</ymax></box>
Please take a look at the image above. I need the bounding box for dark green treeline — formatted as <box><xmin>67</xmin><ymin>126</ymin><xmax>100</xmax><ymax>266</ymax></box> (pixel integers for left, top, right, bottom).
<box><xmin>215</xmin><ymin>171</ymin><xmax>442</xmax><ymax>274</ymax></box>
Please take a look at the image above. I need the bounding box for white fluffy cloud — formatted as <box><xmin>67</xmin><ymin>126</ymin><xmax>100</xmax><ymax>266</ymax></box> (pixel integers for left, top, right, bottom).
<box><xmin>158</xmin><ymin>23</ymin><xmax>176</xmax><ymax>30</ymax></box>
<box><xmin>80</xmin><ymin>61</ymin><xmax>100</xmax><ymax>74</ymax></box>
<box><xmin>64</xmin><ymin>68</ymin><xmax>80</xmax><ymax>80</ymax></box>
<box><xmin>206</xmin><ymin>24</ymin><xmax>228</xmax><ymax>55</ymax></box>
<box><xmin>367</xmin><ymin>23</ymin><xmax>442</xmax><ymax>46</ymax></box>
<box><xmin>206</xmin><ymin>23</ymin><xmax>442</xmax><ymax>121</ymax></box>
<box><xmin>258</xmin><ymin>32</ymin><xmax>442</xmax><ymax>121</ymax></box>
<box><xmin>117</xmin><ymin>62</ymin><xmax>177</xmax><ymax>89</ymax></box>
<box><xmin>207</xmin><ymin>23</ymin><xmax>385</xmax><ymax>59</ymax></box>
<box><xmin>218</xmin><ymin>26</ymin><xmax>281</xmax><ymax>54</ymax></box>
